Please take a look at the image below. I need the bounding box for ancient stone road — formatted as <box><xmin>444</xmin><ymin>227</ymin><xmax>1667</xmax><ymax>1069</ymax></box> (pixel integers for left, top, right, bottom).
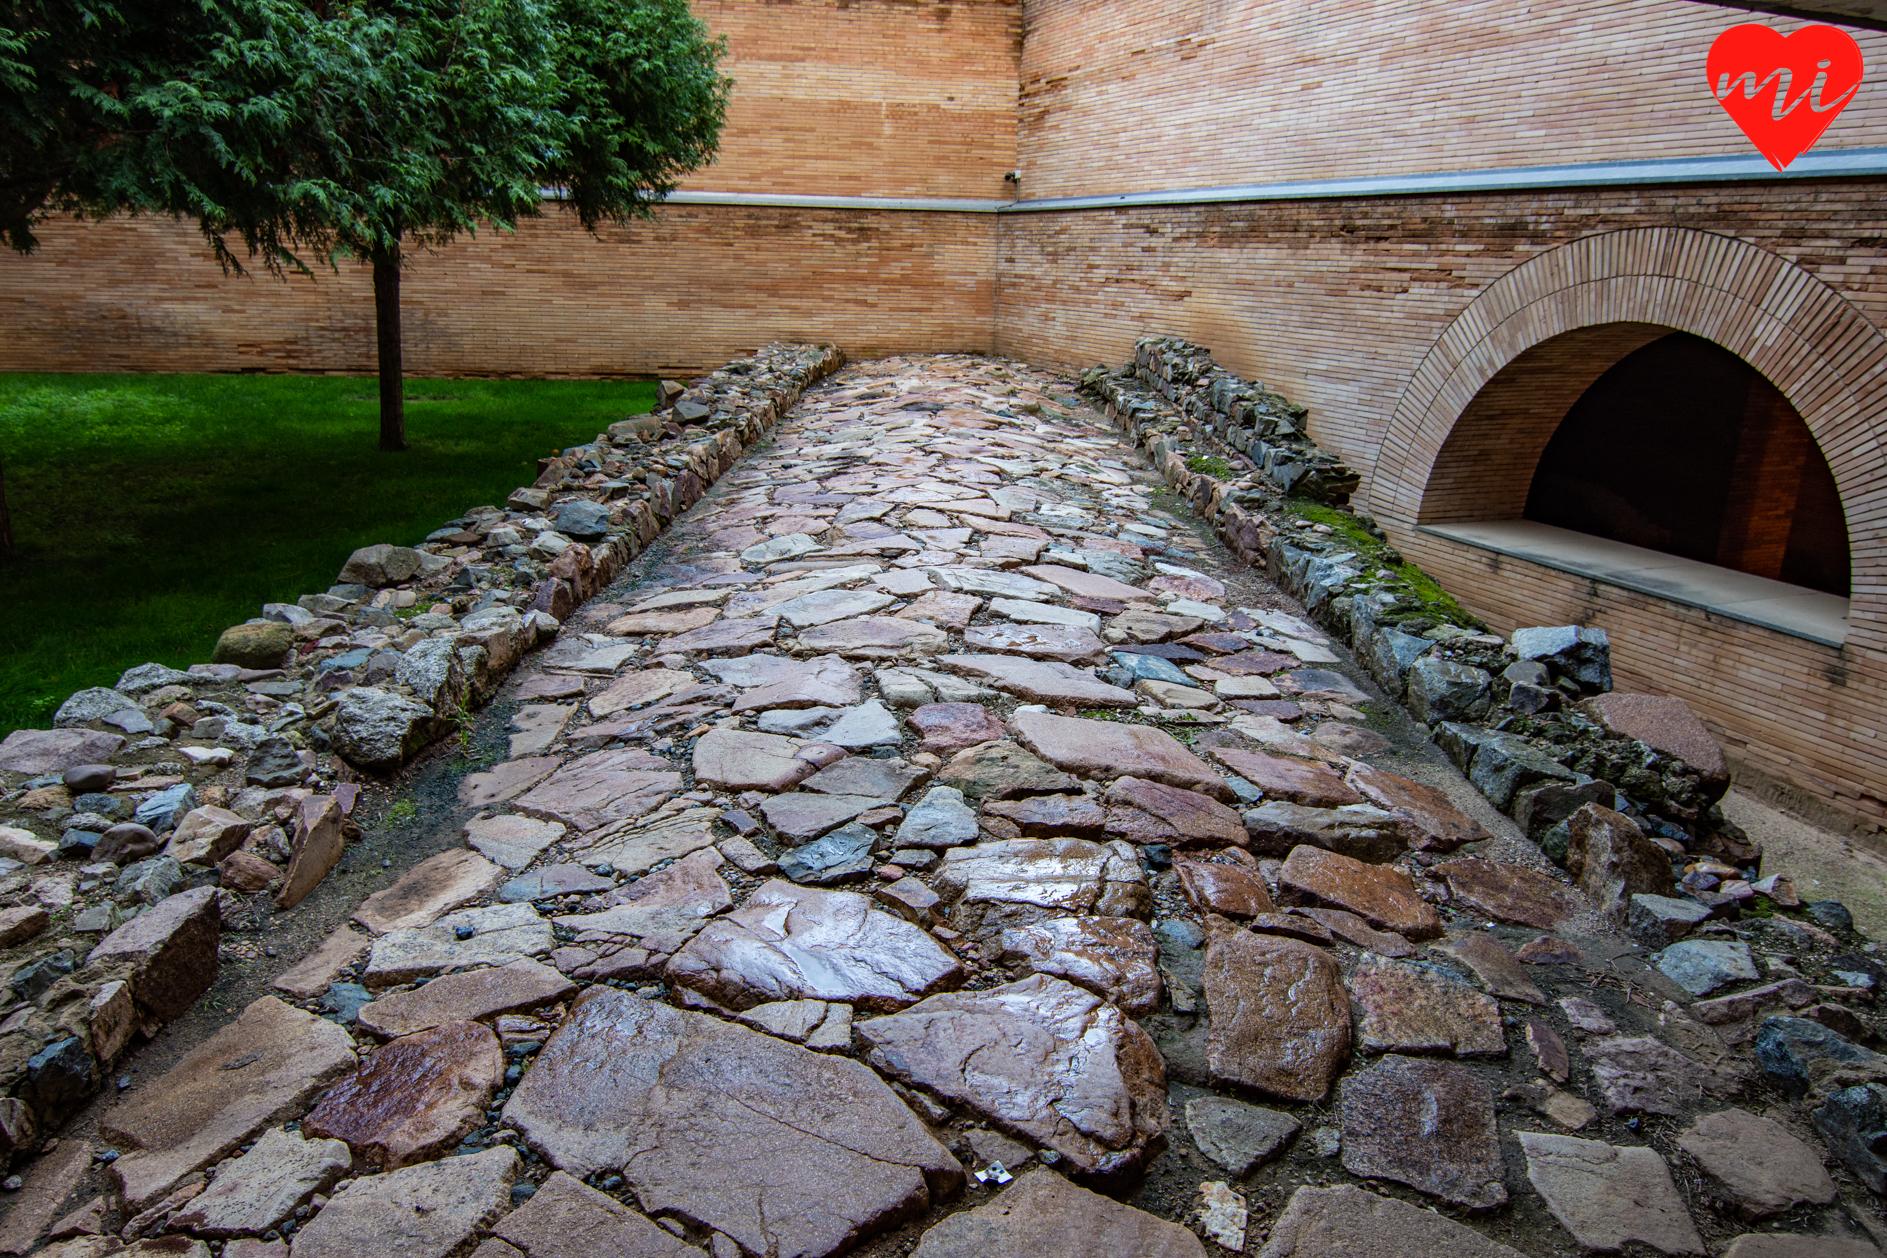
<box><xmin>9</xmin><ymin>355</ymin><xmax>1884</xmax><ymax>1256</ymax></box>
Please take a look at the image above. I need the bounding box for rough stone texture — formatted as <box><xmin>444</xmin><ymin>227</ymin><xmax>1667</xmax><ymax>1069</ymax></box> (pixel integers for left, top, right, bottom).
<box><xmin>802</xmin><ymin>755</ymin><xmax>929</xmax><ymax>801</ymax></box>
<box><xmin>1278</xmin><ymin>847</ymin><xmax>1441</xmax><ymax>939</ymax></box>
<box><xmin>275</xmin><ymin>794</ymin><xmax>346</xmax><ymax>911</ymax></box>
<box><xmin>1579</xmin><ymin>692</ymin><xmax>1729</xmax><ymax>795</ymax></box>
<box><xmin>1240</xmin><ymin>801</ymin><xmax>1408</xmax><ymax>863</ymax></box>
<box><xmin>1520</xmin><ymin>1132</ymin><xmax>1706</xmax><ymax>1255</ymax></box>
<box><xmin>1435</xmin><ymin>858</ymin><xmax>1583</xmax><ymax>929</ymax></box>
<box><xmin>1185</xmin><ymin>1097</ymin><xmax>1300</xmax><ymax>1177</ymax></box>
<box><xmin>1586</xmin><ymin>1034</ymin><xmax>1747</xmax><ymax>1116</ymax></box>
<box><xmin>554</xmin><ymin>847</ymin><xmax>731</xmax><ymax>946</ymax></box>
<box><xmin>583</xmin><ymin>807</ymin><xmax>724</xmax><ymax>876</ymax></box>
<box><xmin>1656</xmin><ymin>939</ymin><xmax>1761</xmax><ymax>996</ymax></box>
<box><xmin>0</xmin><ymin>728</ymin><xmax>125</xmax><ymax>775</ymax></box>
<box><xmin>1012</xmin><ymin>710</ymin><xmax>1231</xmax><ymax>799</ymax></box>
<box><xmin>588</xmin><ymin>668</ymin><xmax>696</xmax><ymax>717</ymax></box>
<box><xmin>936</xmin><ymin>740</ymin><xmax>1078</xmax><ymax>800</ymax></box>
<box><xmin>271</xmin><ymin>926</ymin><xmax>370</xmax><ymax>1000</ymax></box>
<box><xmin>1629</xmin><ymin>894</ymin><xmax>1715</xmax><ymax>947</ymax></box>
<box><xmin>1340</xmin><ymin>1056</ymin><xmax>1507</xmax><ymax>1210</ymax></box>
<box><xmin>1344</xmin><ymin>762</ymin><xmax>1491</xmax><ymax>850</ymax></box>
<box><xmin>666</xmin><ymin>879</ymin><xmax>962</xmax><ymax>1011</ymax></box>
<box><xmin>997</xmin><ymin>916</ymin><xmax>1162</xmax><ymax>1014</ymax></box>
<box><xmin>356</xmin><ymin>960</ymin><xmax>576</xmax><ymax>1038</ymax></box>
<box><xmin>492</xmin><ymin>1171</ymin><xmax>701</xmax><ymax>1258</ymax></box>
<box><xmin>936</xmin><ymin>839</ymin><xmax>1149</xmax><ymax>938</ymax></box>
<box><xmin>85</xmin><ymin>885</ymin><xmax>220</xmax><ymax>1024</ymax></box>
<box><xmin>364</xmin><ymin>904</ymin><xmax>553</xmax><ymax>987</ymax></box>
<box><xmin>0</xmin><ymin>1140</ymin><xmax>90</xmax><ymax>1256</ymax></box>
<box><xmin>908</xmin><ymin>703</ymin><xmax>1006</xmax><ymax>755</ymax></box>
<box><xmin>910</xmin><ymin>1169</ymin><xmax>1204</xmax><ymax>1258</ymax></box>
<box><xmin>165</xmin><ymin>806</ymin><xmax>253</xmax><ymax>866</ymax></box>
<box><xmin>894</xmin><ymin>786</ymin><xmax>980</xmax><ymax>849</ymax></box>
<box><xmin>1348</xmin><ymin>956</ymin><xmax>1506</xmax><ymax>1056</ymax></box>
<box><xmin>857</xmin><ymin>974</ymin><xmax>1169</xmax><ymax>1177</ymax></box>
<box><xmin>800</xmin><ymin>615</ymin><xmax>949</xmax><ymax>659</ymax></box>
<box><xmin>963</xmin><ymin>622</ymin><xmax>1108</xmax><ymax>663</ymax></box>
<box><xmin>1174</xmin><ymin>849</ymin><xmax>1275</xmax><ymax>918</ymax></box>
<box><xmin>1206</xmin><ymin>747</ymin><xmax>1362</xmax><ymax>807</ymax></box>
<box><xmin>1677</xmin><ymin>1108</ymin><xmax>1837</xmax><ymax>1219</ymax></box>
<box><xmin>692</xmin><ymin>728</ymin><xmax>821</xmax><ymax>792</ymax></box>
<box><xmin>513</xmin><ymin>749</ymin><xmax>681</xmax><ymax>832</ymax></box>
<box><xmin>1103</xmin><ymin>776</ymin><xmax>1246</xmax><ymax>847</ymax></box>
<box><xmin>463</xmin><ymin>815</ymin><xmax>567</xmax><ymax>872</ymax></box>
<box><xmin>982</xmin><ymin>793</ymin><xmax>1106</xmax><ymax>838</ymax></box>
<box><xmin>1296</xmin><ymin>906</ymin><xmax>1418</xmax><ymax>957</ymax></box>
<box><xmin>1564</xmin><ymin>803</ymin><xmax>1676</xmax><ymax>926</ymax></box>
<box><xmin>354</xmin><ymin>849</ymin><xmax>503</xmax><ymax>934</ymax></box>
<box><xmin>212</xmin><ymin>622</ymin><xmax>295</xmax><ymax>669</ymax></box>
<box><xmin>1203</xmin><ymin>925</ymin><xmax>1350</xmax><ymax>1102</ymax></box>
<box><xmin>933</xmin><ymin>655</ymin><xmax>1136</xmax><ymax>707</ymax></box>
<box><xmin>1429</xmin><ymin>931</ymin><xmax>1546</xmax><ymax>1003</ymax></box>
<box><xmin>502</xmin><ymin>988</ymin><xmax>961</xmax><ymax>1258</ymax></box>
<box><xmin>102</xmin><ymin>996</ymin><xmax>357</xmax><ymax>1209</ymax></box>
<box><xmin>170</xmin><ymin>1126</ymin><xmax>351</xmax><ymax>1238</ymax></box>
<box><xmin>459</xmin><ymin>757</ymin><xmax>562</xmax><ymax>808</ymax></box>
<box><xmin>304</xmin><ymin>1021</ymin><xmax>502</xmax><ymax>1168</ymax></box>
<box><xmin>332</xmin><ymin>687</ymin><xmax>442</xmax><ymax>772</ymax></box>
<box><xmin>762</xmin><ymin>791</ymin><xmax>888</xmax><ymax>840</ymax></box>
<box><xmin>338</xmin><ymin>543</ymin><xmax>425</xmax><ymax>588</ymax></box>
<box><xmin>288</xmin><ymin>1145</ymin><xmax>518</xmax><ymax>1258</ymax></box>
<box><xmin>1255</xmin><ymin>1185</ymin><xmax>1529</xmax><ymax>1258</ymax></box>
<box><xmin>1720</xmin><ymin>1240</ymin><xmax>1884</xmax><ymax>1258</ymax></box>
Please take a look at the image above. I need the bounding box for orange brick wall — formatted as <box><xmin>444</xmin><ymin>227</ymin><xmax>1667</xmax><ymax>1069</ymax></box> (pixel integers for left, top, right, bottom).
<box><xmin>684</xmin><ymin>0</ymin><xmax>1020</xmax><ymax>198</ymax></box>
<box><xmin>0</xmin><ymin>207</ymin><xmax>998</xmax><ymax>379</ymax></box>
<box><xmin>1017</xmin><ymin>0</ymin><xmax>1887</xmax><ymax>198</ymax></box>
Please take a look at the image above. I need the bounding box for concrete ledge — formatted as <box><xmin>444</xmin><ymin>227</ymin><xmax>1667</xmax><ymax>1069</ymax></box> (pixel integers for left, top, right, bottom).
<box><xmin>1417</xmin><ymin>521</ymin><xmax>1849</xmax><ymax>648</ymax></box>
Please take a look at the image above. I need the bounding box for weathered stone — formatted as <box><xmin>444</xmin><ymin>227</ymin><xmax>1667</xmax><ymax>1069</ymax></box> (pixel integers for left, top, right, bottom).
<box><xmin>1256</xmin><ymin>1184</ymin><xmax>1528</xmax><ymax>1258</ymax></box>
<box><xmin>1720</xmin><ymin>1238</ymin><xmax>1884</xmax><ymax>1258</ymax></box>
<box><xmin>1629</xmin><ymin>894</ymin><xmax>1714</xmax><ymax>947</ymax></box>
<box><xmin>937</xmin><ymin>839</ymin><xmax>1149</xmax><ymax>937</ymax></box>
<box><xmin>1813</xmin><ymin>1082</ymin><xmax>1887</xmax><ymax>1191</ymax></box>
<box><xmin>304</xmin><ymin>1021</ymin><xmax>502</xmax><ymax>1168</ymax></box>
<box><xmin>998</xmin><ymin>916</ymin><xmax>1162</xmax><ymax>1014</ymax></box>
<box><xmin>963</xmin><ymin>623</ymin><xmax>1108</xmax><ymax>663</ymax></box>
<box><xmin>668</xmin><ymin>879</ymin><xmax>960</xmax><ymax>1010</ymax></box>
<box><xmin>657</xmin><ymin>615</ymin><xmax>780</xmax><ymax>655</ymax></box>
<box><xmin>1279</xmin><ymin>847</ymin><xmax>1441</xmax><ymax>939</ymax></box>
<box><xmin>1693</xmin><ymin>979</ymin><xmax>1816</xmax><ymax>1028</ymax></box>
<box><xmin>134</xmin><ymin>782</ymin><xmax>197</xmax><ymax>832</ymax></box>
<box><xmin>1435</xmin><ymin>858</ymin><xmax>1583</xmax><ymax>930</ymax></box>
<box><xmin>1295</xmin><ymin>906</ymin><xmax>1417</xmax><ymax>956</ymax></box>
<box><xmin>86</xmin><ymin>885</ymin><xmax>220</xmax><ymax>1024</ymax></box>
<box><xmin>0</xmin><ymin>1139</ymin><xmax>90</xmax><ymax>1256</ymax></box>
<box><xmin>463</xmin><ymin>814</ymin><xmax>565</xmax><ymax>870</ymax></box>
<box><xmin>1206</xmin><ymin>747</ymin><xmax>1360</xmax><ymax>807</ymax></box>
<box><xmin>1341</xmin><ymin>1055</ymin><xmax>1507</xmax><ymax>1210</ymax></box>
<box><xmin>503</xmin><ymin>988</ymin><xmax>960</xmax><ymax>1258</ymax></box>
<box><xmin>937</xmin><ymin>740</ymin><xmax>1078</xmax><ymax>800</ymax></box>
<box><xmin>1520</xmin><ymin>1132</ymin><xmax>1704</xmax><ymax>1255</ymax></box>
<box><xmin>355</xmin><ymin>849</ymin><xmax>503</xmax><ymax>934</ymax></box>
<box><xmin>0</xmin><ymin>728</ymin><xmax>125</xmax><ymax>775</ymax></box>
<box><xmin>553</xmin><ymin>847</ymin><xmax>731</xmax><ymax>946</ymax></box>
<box><xmin>357</xmin><ymin>960</ymin><xmax>576</xmax><ymax>1038</ymax></box>
<box><xmin>587</xmin><ymin>669</ymin><xmax>693</xmax><ymax>717</ymax></box>
<box><xmin>1349</xmin><ymin>955</ymin><xmax>1506</xmax><ymax>1056</ymax></box>
<box><xmin>513</xmin><ymin>748</ymin><xmax>680</xmax><ymax>832</ymax></box>
<box><xmin>762</xmin><ymin>791</ymin><xmax>887</xmax><ymax>839</ymax></box>
<box><xmin>1203</xmin><ymin>925</ymin><xmax>1350</xmax><ymax>1102</ymax></box>
<box><xmin>1012</xmin><ymin>711</ymin><xmax>1231</xmax><ymax>799</ymax></box>
<box><xmin>1240</xmin><ymin>801</ymin><xmax>1407</xmax><ymax>863</ymax></box>
<box><xmin>604</xmin><ymin>605</ymin><xmax>721</xmax><ymax>636</ymax></box>
<box><xmin>692</xmin><ymin>728</ymin><xmax>822</xmax><ymax>792</ymax></box>
<box><xmin>858</xmin><ymin>974</ymin><xmax>1168</xmax><ymax>1177</ymax></box>
<box><xmin>1103</xmin><ymin>776</ymin><xmax>1246</xmax><ymax>847</ymax></box>
<box><xmin>212</xmin><ymin>622</ymin><xmax>295</xmax><ymax>669</ymax></box>
<box><xmin>492</xmin><ymin>1170</ymin><xmax>699</xmax><ymax>1258</ymax></box>
<box><xmin>458</xmin><ymin>756</ymin><xmax>561</xmax><ymax>807</ymax></box>
<box><xmin>170</xmin><ymin>1126</ymin><xmax>351</xmax><ymax>1238</ymax></box>
<box><xmin>1185</xmin><ymin>1097</ymin><xmax>1299</xmax><ymax>1177</ymax></box>
<box><xmin>1429</xmin><ymin>931</ymin><xmax>1546</xmax><ymax>1003</ymax></box>
<box><xmin>288</xmin><ymin>1145</ymin><xmax>517</xmax><ymax>1258</ymax></box>
<box><xmin>1580</xmin><ymin>692</ymin><xmax>1728</xmax><ymax>796</ymax></box>
<box><xmin>911</xmin><ymin>1168</ymin><xmax>1203</xmax><ymax>1258</ymax></box>
<box><xmin>907</xmin><ymin>703</ymin><xmax>1005</xmax><ymax>755</ymax></box>
<box><xmin>1465</xmin><ymin>732</ymin><xmax>1578</xmax><ymax>813</ymax></box>
<box><xmin>1174</xmin><ymin>849</ymin><xmax>1274</xmax><ymax>918</ymax></box>
<box><xmin>933</xmin><ymin>655</ymin><xmax>1136</xmax><ymax>707</ymax></box>
<box><xmin>734</xmin><ymin>998</ymin><xmax>831</xmax><ymax>1042</ymax></box>
<box><xmin>244</xmin><ymin>736</ymin><xmax>308</xmax><ymax>789</ymax></box>
<box><xmin>93</xmin><ymin>822</ymin><xmax>161</xmax><ymax>865</ymax></box>
<box><xmin>822</xmin><ymin>700</ymin><xmax>903</xmax><ymax>747</ymax></box>
<box><xmin>0</xmin><ymin>906</ymin><xmax>48</xmax><ymax>949</ymax></box>
<box><xmin>800</xmin><ymin>615</ymin><xmax>948</xmax><ymax>659</ymax></box>
<box><xmin>1565</xmin><ymin>803</ymin><xmax>1675</xmax><ymax>926</ymax></box>
<box><xmin>1677</xmin><ymin>1108</ymin><xmax>1836</xmax><ymax>1219</ymax></box>
<box><xmin>165</xmin><ymin>806</ymin><xmax>253</xmax><ymax>867</ymax></box>
<box><xmin>894</xmin><ymin>785</ymin><xmax>979</xmax><ymax>849</ymax></box>
<box><xmin>338</xmin><ymin>543</ymin><xmax>425</xmax><ymax>588</ymax></box>
<box><xmin>803</xmin><ymin>754</ymin><xmax>928</xmax><ymax>800</ymax></box>
<box><xmin>332</xmin><ymin>687</ymin><xmax>443</xmax><ymax>772</ymax></box>
<box><xmin>985</xmin><ymin>793</ymin><xmax>1106</xmax><ymax>838</ymax></box>
<box><xmin>102</xmin><ymin>996</ymin><xmax>357</xmax><ymax>1209</ymax></box>
<box><xmin>271</xmin><ymin>926</ymin><xmax>370</xmax><ymax>999</ymax></box>
<box><xmin>1344</xmin><ymin>763</ymin><xmax>1491</xmax><ymax>851</ymax></box>
<box><xmin>777</xmin><ymin>821</ymin><xmax>879</xmax><ymax>884</ymax></box>
<box><xmin>583</xmin><ymin>807</ymin><xmax>725</xmax><ymax>876</ymax></box>
<box><xmin>364</xmin><ymin>904</ymin><xmax>553</xmax><ymax>987</ymax></box>
<box><xmin>1655</xmin><ymin>938</ymin><xmax>1760</xmax><ymax>996</ymax></box>
<box><xmin>275</xmin><ymin>794</ymin><xmax>345</xmax><ymax>910</ymax></box>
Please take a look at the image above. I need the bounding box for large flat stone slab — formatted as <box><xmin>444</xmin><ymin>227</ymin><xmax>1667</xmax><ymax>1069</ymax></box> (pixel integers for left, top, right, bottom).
<box><xmin>0</xmin><ymin>728</ymin><xmax>124</xmax><ymax>774</ymax></box>
<box><xmin>1520</xmin><ymin>1132</ymin><xmax>1706</xmax><ymax>1254</ymax></box>
<box><xmin>1344</xmin><ymin>763</ymin><xmax>1492</xmax><ymax>850</ymax></box>
<box><xmin>936</xmin><ymin>740</ymin><xmax>1078</xmax><ymax>800</ymax></box>
<box><xmin>658</xmin><ymin>615</ymin><xmax>780</xmax><ymax>655</ymax></box>
<box><xmin>492</xmin><ymin>1170</ymin><xmax>700</xmax><ymax>1258</ymax></box>
<box><xmin>552</xmin><ymin>847</ymin><xmax>732</xmax><ymax>950</ymax></box>
<box><xmin>288</xmin><ymin>1145</ymin><xmax>518</xmax><ymax>1258</ymax></box>
<box><xmin>692</xmin><ymin>728</ymin><xmax>823</xmax><ymax>792</ymax></box>
<box><xmin>1256</xmin><ymin>1184</ymin><xmax>1528</xmax><ymax>1258</ymax></box>
<box><xmin>962</xmin><ymin>623</ymin><xmax>1107</xmax><ymax>664</ymax></box>
<box><xmin>502</xmin><ymin>988</ymin><xmax>962</xmax><ymax>1258</ymax></box>
<box><xmin>304</xmin><ymin>1021</ymin><xmax>502</xmax><ymax>1168</ymax></box>
<box><xmin>858</xmin><ymin>974</ymin><xmax>1168</xmax><ymax>1177</ymax></box>
<box><xmin>1436</xmin><ymin>858</ymin><xmax>1583</xmax><ymax>929</ymax></box>
<box><xmin>364</xmin><ymin>904</ymin><xmax>553</xmax><ymax>988</ymax></box>
<box><xmin>581</xmin><ymin>806</ymin><xmax>723</xmax><ymax>875</ymax></box>
<box><xmin>102</xmin><ymin>996</ymin><xmax>358</xmax><ymax>1209</ymax></box>
<box><xmin>463</xmin><ymin>814</ymin><xmax>565</xmax><ymax>870</ymax></box>
<box><xmin>1204</xmin><ymin>925</ymin><xmax>1350</xmax><ymax>1102</ymax></box>
<box><xmin>723</xmin><ymin>654</ymin><xmax>863</xmax><ymax>713</ymax></box>
<box><xmin>356</xmin><ymin>960</ymin><xmax>577</xmax><ymax>1038</ymax></box>
<box><xmin>1677</xmin><ymin>1108</ymin><xmax>1838</xmax><ymax>1219</ymax></box>
<box><xmin>936</xmin><ymin>838</ymin><xmax>1149</xmax><ymax>937</ymax></box>
<box><xmin>1349</xmin><ymin>956</ymin><xmax>1506</xmax><ymax>1056</ymax></box>
<box><xmin>170</xmin><ymin>1126</ymin><xmax>351</xmax><ymax>1239</ymax></box>
<box><xmin>1206</xmin><ymin>747</ymin><xmax>1362</xmax><ymax>807</ymax></box>
<box><xmin>513</xmin><ymin>749</ymin><xmax>681</xmax><ymax>832</ymax></box>
<box><xmin>666</xmin><ymin>879</ymin><xmax>961</xmax><ymax>1010</ymax></box>
<box><xmin>911</xmin><ymin>1168</ymin><xmax>1204</xmax><ymax>1258</ymax></box>
<box><xmin>1022</xmin><ymin>564</ymin><xmax>1148</xmax><ymax>602</ymax></box>
<box><xmin>1011</xmin><ymin>711</ymin><xmax>1231</xmax><ymax>799</ymax></box>
<box><xmin>798</xmin><ymin>616</ymin><xmax>948</xmax><ymax>659</ymax></box>
<box><xmin>997</xmin><ymin>916</ymin><xmax>1162</xmax><ymax>1014</ymax></box>
<box><xmin>1341</xmin><ymin>1055</ymin><xmax>1507</xmax><ymax>1209</ymax></box>
<box><xmin>1103</xmin><ymin>776</ymin><xmax>1245</xmax><ymax>846</ymax></box>
<box><xmin>85</xmin><ymin>884</ymin><xmax>221</xmax><ymax>1025</ymax></box>
<box><xmin>933</xmin><ymin>655</ymin><xmax>1136</xmax><ymax>707</ymax></box>
<box><xmin>354</xmin><ymin>850</ymin><xmax>503</xmax><ymax>934</ymax></box>
<box><xmin>1279</xmin><ymin>846</ymin><xmax>1442</xmax><ymax>939</ymax></box>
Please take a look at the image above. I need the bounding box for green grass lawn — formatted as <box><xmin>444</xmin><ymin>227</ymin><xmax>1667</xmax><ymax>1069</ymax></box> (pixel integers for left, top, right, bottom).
<box><xmin>0</xmin><ymin>373</ymin><xmax>654</xmax><ymax>738</ymax></box>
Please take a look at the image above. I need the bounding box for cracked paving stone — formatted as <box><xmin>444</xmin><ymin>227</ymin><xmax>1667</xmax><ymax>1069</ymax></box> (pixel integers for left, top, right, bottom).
<box><xmin>1520</xmin><ymin>1132</ymin><xmax>1705</xmax><ymax>1255</ymax></box>
<box><xmin>997</xmin><ymin>915</ymin><xmax>1162</xmax><ymax>1014</ymax></box>
<box><xmin>911</xmin><ymin>1168</ymin><xmax>1203</xmax><ymax>1258</ymax></box>
<box><xmin>303</xmin><ymin>1021</ymin><xmax>502</xmax><ymax>1168</ymax></box>
<box><xmin>1348</xmin><ymin>955</ymin><xmax>1506</xmax><ymax>1057</ymax></box>
<box><xmin>1203</xmin><ymin>922</ymin><xmax>1350</xmax><ymax>1103</ymax></box>
<box><xmin>1340</xmin><ymin>1055</ymin><xmax>1508</xmax><ymax>1210</ymax></box>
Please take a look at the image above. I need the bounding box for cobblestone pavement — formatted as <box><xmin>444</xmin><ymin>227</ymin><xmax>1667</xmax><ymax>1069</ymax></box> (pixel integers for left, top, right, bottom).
<box><xmin>11</xmin><ymin>355</ymin><xmax>1887</xmax><ymax>1257</ymax></box>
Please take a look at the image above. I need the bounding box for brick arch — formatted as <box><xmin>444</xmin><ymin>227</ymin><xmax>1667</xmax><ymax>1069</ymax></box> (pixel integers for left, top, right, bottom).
<box><xmin>1373</xmin><ymin>227</ymin><xmax>1887</xmax><ymax>651</ymax></box>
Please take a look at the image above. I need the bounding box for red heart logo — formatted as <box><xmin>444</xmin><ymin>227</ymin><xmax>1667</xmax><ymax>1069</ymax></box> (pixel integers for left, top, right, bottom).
<box><xmin>1708</xmin><ymin>24</ymin><xmax>1864</xmax><ymax>169</ymax></box>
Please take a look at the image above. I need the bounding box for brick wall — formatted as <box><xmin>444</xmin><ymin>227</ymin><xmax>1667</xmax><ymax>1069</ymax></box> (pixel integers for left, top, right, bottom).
<box><xmin>684</xmin><ymin>0</ymin><xmax>1020</xmax><ymax>198</ymax></box>
<box><xmin>1017</xmin><ymin>0</ymin><xmax>1887</xmax><ymax>198</ymax></box>
<box><xmin>0</xmin><ymin>207</ymin><xmax>997</xmax><ymax>379</ymax></box>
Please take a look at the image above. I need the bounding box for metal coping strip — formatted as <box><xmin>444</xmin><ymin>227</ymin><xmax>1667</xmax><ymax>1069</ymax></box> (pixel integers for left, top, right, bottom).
<box><xmin>598</xmin><ymin>147</ymin><xmax>1887</xmax><ymax>215</ymax></box>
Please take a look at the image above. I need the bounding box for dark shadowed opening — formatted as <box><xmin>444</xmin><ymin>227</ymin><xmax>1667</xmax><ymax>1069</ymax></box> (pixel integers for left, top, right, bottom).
<box><xmin>1524</xmin><ymin>332</ymin><xmax>1850</xmax><ymax>596</ymax></box>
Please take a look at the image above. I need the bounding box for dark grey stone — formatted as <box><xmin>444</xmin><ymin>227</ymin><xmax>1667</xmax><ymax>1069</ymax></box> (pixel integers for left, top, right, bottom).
<box><xmin>57</xmin><ymin>830</ymin><xmax>99</xmax><ymax>860</ymax></box>
<box><xmin>1515</xmin><ymin>780</ymin><xmax>1617</xmax><ymax>850</ymax></box>
<box><xmin>1627</xmin><ymin>894</ymin><xmax>1712</xmax><ymax>948</ymax></box>
<box><xmin>1366</xmin><ymin>630</ymin><xmax>1433</xmax><ymax>700</ymax></box>
<box><xmin>93</xmin><ymin>822</ymin><xmax>161</xmax><ymax>865</ymax></box>
<box><xmin>1111</xmin><ymin>652</ymin><xmax>1197</xmax><ymax>687</ymax></box>
<box><xmin>11</xmin><ymin>950</ymin><xmax>75</xmax><ymax>1003</ymax></box>
<box><xmin>133</xmin><ymin>783</ymin><xmax>198</xmax><ymax>833</ymax></box>
<box><xmin>1757</xmin><ymin>1016</ymin><xmax>1883</xmax><ymax>1099</ymax></box>
<box><xmin>552</xmin><ymin>500</ymin><xmax>613</xmax><ymax>540</ymax></box>
<box><xmin>320</xmin><ymin>982</ymin><xmax>375</xmax><ymax>1024</ymax></box>
<box><xmin>1813</xmin><ymin>1083</ymin><xmax>1887</xmax><ymax>1192</ymax></box>
<box><xmin>1500</xmin><ymin>660</ymin><xmax>1550</xmax><ymax>688</ymax></box>
<box><xmin>23</xmin><ymin>1036</ymin><xmax>95</xmax><ymax>1126</ymax></box>
<box><xmin>1466</xmin><ymin>734</ymin><xmax>1576</xmax><ymax>813</ymax></box>
<box><xmin>1405</xmin><ymin>657</ymin><xmax>1491</xmax><ymax>725</ymax></box>
<box><xmin>245</xmin><ymin>736</ymin><xmax>308</xmax><ymax>788</ymax></box>
<box><xmin>1505</xmin><ymin>682</ymin><xmax>1559</xmax><ymax>714</ymax></box>
<box><xmin>1807</xmin><ymin>901</ymin><xmax>1855</xmax><ymax>933</ymax></box>
<box><xmin>61</xmin><ymin>765</ymin><xmax>115</xmax><ymax>793</ymax></box>
<box><xmin>778</xmin><ymin>822</ymin><xmax>879</xmax><ymax>884</ymax></box>
<box><xmin>1510</xmin><ymin>626</ymin><xmax>1611</xmax><ymax>693</ymax></box>
<box><xmin>116</xmin><ymin>856</ymin><xmax>185</xmax><ymax>905</ymax></box>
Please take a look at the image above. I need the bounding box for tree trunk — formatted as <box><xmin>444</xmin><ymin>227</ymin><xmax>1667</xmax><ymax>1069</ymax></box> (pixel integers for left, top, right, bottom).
<box><xmin>0</xmin><ymin>455</ymin><xmax>14</xmax><ymax>559</ymax></box>
<box><xmin>371</xmin><ymin>239</ymin><xmax>406</xmax><ymax>452</ymax></box>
